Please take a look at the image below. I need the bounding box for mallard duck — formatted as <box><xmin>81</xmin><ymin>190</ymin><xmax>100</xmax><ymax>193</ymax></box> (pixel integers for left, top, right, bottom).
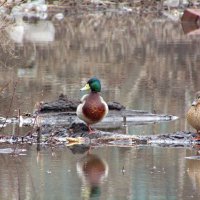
<box><xmin>76</xmin><ymin>77</ymin><xmax>109</xmax><ymax>133</ymax></box>
<box><xmin>187</xmin><ymin>91</ymin><xmax>200</xmax><ymax>140</ymax></box>
<box><xmin>76</xmin><ymin>154</ymin><xmax>108</xmax><ymax>199</ymax></box>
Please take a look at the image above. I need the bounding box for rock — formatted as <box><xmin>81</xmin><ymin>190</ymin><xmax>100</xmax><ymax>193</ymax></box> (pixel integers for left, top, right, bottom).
<box><xmin>68</xmin><ymin>120</ymin><xmax>89</xmax><ymax>133</ymax></box>
<box><xmin>36</xmin><ymin>94</ymin><xmax>80</xmax><ymax>113</ymax></box>
<box><xmin>107</xmin><ymin>101</ymin><xmax>125</xmax><ymax>110</ymax></box>
<box><xmin>68</xmin><ymin>122</ymin><xmax>104</xmax><ymax>139</ymax></box>
<box><xmin>181</xmin><ymin>9</ymin><xmax>200</xmax><ymax>35</ymax></box>
<box><xmin>181</xmin><ymin>8</ymin><xmax>200</xmax><ymax>22</ymax></box>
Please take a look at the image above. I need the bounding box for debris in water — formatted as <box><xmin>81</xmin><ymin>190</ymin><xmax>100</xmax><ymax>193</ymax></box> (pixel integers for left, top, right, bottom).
<box><xmin>0</xmin><ymin>148</ymin><xmax>26</xmax><ymax>154</ymax></box>
<box><xmin>185</xmin><ymin>156</ymin><xmax>200</xmax><ymax>160</ymax></box>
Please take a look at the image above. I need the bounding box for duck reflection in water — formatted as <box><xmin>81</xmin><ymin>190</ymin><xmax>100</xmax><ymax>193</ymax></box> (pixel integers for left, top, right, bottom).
<box><xmin>186</xmin><ymin>158</ymin><xmax>200</xmax><ymax>196</ymax></box>
<box><xmin>76</xmin><ymin>153</ymin><xmax>109</xmax><ymax>200</ymax></box>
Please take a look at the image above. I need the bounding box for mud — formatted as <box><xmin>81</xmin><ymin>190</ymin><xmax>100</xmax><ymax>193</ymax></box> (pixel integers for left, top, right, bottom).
<box><xmin>0</xmin><ymin>121</ymin><xmax>199</xmax><ymax>148</ymax></box>
<box><xmin>35</xmin><ymin>94</ymin><xmax>125</xmax><ymax>113</ymax></box>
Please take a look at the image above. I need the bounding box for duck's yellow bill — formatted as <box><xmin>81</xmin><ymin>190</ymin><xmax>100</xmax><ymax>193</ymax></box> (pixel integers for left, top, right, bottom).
<box><xmin>80</xmin><ymin>83</ymin><xmax>90</xmax><ymax>91</ymax></box>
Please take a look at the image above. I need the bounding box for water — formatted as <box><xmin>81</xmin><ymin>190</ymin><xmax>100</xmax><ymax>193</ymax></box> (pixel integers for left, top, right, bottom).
<box><xmin>0</xmin><ymin>13</ymin><xmax>200</xmax><ymax>199</ymax></box>
<box><xmin>0</xmin><ymin>145</ymin><xmax>199</xmax><ymax>200</ymax></box>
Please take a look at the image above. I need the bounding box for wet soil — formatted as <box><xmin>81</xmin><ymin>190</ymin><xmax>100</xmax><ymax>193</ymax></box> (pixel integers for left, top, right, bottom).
<box><xmin>0</xmin><ymin>119</ymin><xmax>199</xmax><ymax>147</ymax></box>
<box><xmin>35</xmin><ymin>94</ymin><xmax>125</xmax><ymax>113</ymax></box>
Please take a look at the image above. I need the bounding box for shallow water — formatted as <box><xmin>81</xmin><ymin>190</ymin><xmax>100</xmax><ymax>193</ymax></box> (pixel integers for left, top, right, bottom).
<box><xmin>0</xmin><ymin>145</ymin><xmax>199</xmax><ymax>200</ymax></box>
<box><xmin>0</xmin><ymin>13</ymin><xmax>200</xmax><ymax>199</ymax></box>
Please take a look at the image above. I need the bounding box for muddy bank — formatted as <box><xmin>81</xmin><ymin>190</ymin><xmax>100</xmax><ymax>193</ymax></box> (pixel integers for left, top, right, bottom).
<box><xmin>1</xmin><ymin>0</ymin><xmax>188</xmax><ymax>19</ymax></box>
<box><xmin>0</xmin><ymin>121</ymin><xmax>199</xmax><ymax>147</ymax></box>
<box><xmin>35</xmin><ymin>94</ymin><xmax>125</xmax><ymax>113</ymax></box>
<box><xmin>28</xmin><ymin>122</ymin><xmax>200</xmax><ymax>147</ymax></box>
<box><xmin>1</xmin><ymin>0</ymin><xmax>198</xmax><ymax>26</ymax></box>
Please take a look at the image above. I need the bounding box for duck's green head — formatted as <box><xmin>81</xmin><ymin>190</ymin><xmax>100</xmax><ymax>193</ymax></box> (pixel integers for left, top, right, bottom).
<box><xmin>81</xmin><ymin>77</ymin><xmax>101</xmax><ymax>92</ymax></box>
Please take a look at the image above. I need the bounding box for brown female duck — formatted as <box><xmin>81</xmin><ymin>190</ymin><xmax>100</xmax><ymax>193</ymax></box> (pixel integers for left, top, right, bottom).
<box><xmin>76</xmin><ymin>77</ymin><xmax>109</xmax><ymax>133</ymax></box>
<box><xmin>187</xmin><ymin>91</ymin><xmax>200</xmax><ymax>140</ymax></box>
